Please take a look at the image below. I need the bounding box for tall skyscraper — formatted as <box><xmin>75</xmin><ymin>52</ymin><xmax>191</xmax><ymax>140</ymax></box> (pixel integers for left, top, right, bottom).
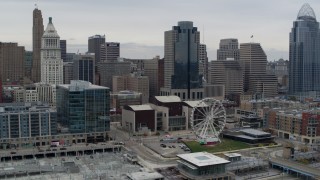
<box><xmin>0</xmin><ymin>43</ymin><xmax>25</xmax><ymax>83</ymax></box>
<box><xmin>217</xmin><ymin>38</ymin><xmax>240</xmax><ymax>60</ymax></box>
<box><xmin>40</xmin><ymin>17</ymin><xmax>64</xmax><ymax>85</ymax></box>
<box><xmin>161</xmin><ymin>21</ymin><xmax>203</xmax><ymax>100</ymax></box>
<box><xmin>73</xmin><ymin>54</ymin><xmax>95</xmax><ymax>84</ymax></box>
<box><xmin>31</xmin><ymin>8</ymin><xmax>44</xmax><ymax>83</ymax></box>
<box><xmin>240</xmin><ymin>43</ymin><xmax>267</xmax><ymax>92</ymax></box>
<box><xmin>199</xmin><ymin>44</ymin><xmax>209</xmax><ymax>82</ymax></box>
<box><xmin>289</xmin><ymin>3</ymin><xmax>320</xmax><ymax>95</ymax></box>
<box><xmin>88</xmin><ymin>35</ymin><xmax>105</xmax><ymax>63</ymax></box>
<box><xmin>100</xmin><ymin>42</ymin><xmax>120</xmax><ymax>62</ymax></box>
<box><xmin>240</xmin><ymin>43</ymin><xmax>277</xmax><ymax>97</ymax></box>
<box><xmin>60</xmin><ymin>40</ymin><xmax>67</xmax><ymax>61</ymax></box>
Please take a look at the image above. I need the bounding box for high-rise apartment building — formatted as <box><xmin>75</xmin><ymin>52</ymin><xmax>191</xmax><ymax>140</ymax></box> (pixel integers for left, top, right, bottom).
<box><xmin>31</xmin><ymin>8</ymin><xmax>44</xmax><ymax>83</ymax></box>
<box><xmin>101</xmin><ymin>42</ymin><xmax>120</xmax><ymax>62</ymax></box>
<box><xmin>289</xmin><ymin>3</ymin><xmax>320</xmax><ymax>95</ymax></box>
<box><xmin>0</xmin><ymin>103</ymin><xmax>57</xmax><ymax>139</ymax></box>
<box><xmin>73</xmin><ymin>54</ymin><xmax>95</xmax><ymax>84</ymax></box>
<box><xmin>161</xmin><ymin>21</ymin><xmax>203</xmax><ymax>100</ymax></box>
<box><xmin>57</xmin><ymin>80</ymin><xmax>110</xmax><ymax>133</ymax></box>
<box><xmin>217</xmin><ymin>38</ymin><xmax>240</xmax><ymax>60</ymax></box>
<box><xmin>88</xmin><ymin>35</ymin><xmax>105</xmax><ymax>63</ymax></box>
<box><xmin>240</xmin><ymin>43</ymin><xmax>277</xmax><ymax>98</ymax></box>
<box><xmin>0</xmin><ymin>43</ymin><xmax>25</xmax><ymax>83</ymax></box>
<box><xmin>40</xmin><ymin>17</ymin><xmax>63</xmax><ymax>85</ymax></box>
<box><xmin>199</xmin><ymin>44</ymin><xmax>209</xmax><ymax>82</ymax></box>
<box><xmin>60</xmin><ymin>40</ymin><xmax>67</xmax><ymax>61</ymax></box>
<box><xmin>144</xmin><ymin>56</ymin><xmax>161</xmax><ymax>99</ymax></box>
<box><xmin>209</xmin><ymin>60</ymin><xmax>243</xmax><ymax>96</ymax></box>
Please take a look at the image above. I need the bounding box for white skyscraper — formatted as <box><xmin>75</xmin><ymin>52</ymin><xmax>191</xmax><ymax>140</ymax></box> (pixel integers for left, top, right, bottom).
<box><xmin>41</xmin><ymin>17</ymin><xmax>63</xmax><ymax>85</ymax></box>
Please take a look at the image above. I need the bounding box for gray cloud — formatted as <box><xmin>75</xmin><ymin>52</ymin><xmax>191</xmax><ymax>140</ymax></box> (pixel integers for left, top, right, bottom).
<box><xmin>0</xmin><ymin>0</ymin><xmax>319</xmax><ymax>60</ymax></box>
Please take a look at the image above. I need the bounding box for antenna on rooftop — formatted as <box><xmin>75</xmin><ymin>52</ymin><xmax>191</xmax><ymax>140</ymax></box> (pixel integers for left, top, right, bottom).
<box><xmin>34</xmin><ymin>0</ymin><xmax>39</xmax><ymax>9</ymax></box>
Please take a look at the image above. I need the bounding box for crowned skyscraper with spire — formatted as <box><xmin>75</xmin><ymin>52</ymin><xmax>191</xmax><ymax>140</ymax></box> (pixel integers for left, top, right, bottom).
<box><xmin>41</xmin><ymin>17</ymin><xmax>63</xmax><ymax>85</ymax></box>
<box><xmin>289</xmin><ymin>3</ymin><xmax>320</xmax><ymax>95</ymax></box>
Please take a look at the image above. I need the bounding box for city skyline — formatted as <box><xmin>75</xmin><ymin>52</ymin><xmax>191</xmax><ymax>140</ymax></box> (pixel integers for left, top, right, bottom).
<box><xmin>0</xmin><ymin>0</ymin><xmax>319</xmax><ymax>60</ymax></box>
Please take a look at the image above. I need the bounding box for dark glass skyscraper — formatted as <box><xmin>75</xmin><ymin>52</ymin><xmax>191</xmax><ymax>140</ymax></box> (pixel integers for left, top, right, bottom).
<box><xmin>88</xmin><ymin>35</ymin><xmax>105</xmax><ymax>63</ymax></box>
<box><xmin>73</xmin><ymin>54</ymin><xmax>95</xmax><ymax>84</ymax></box>
<box><xmin>60</xmin><ymin>40</ymin><xmax>67</xmax><ymax>61</ymax></box>
<box><xmin>162</xmin><ymin>21</ymin><xmax>203</xmax><ymax>100</ymax></box>
<box><xmin>289</xmin><ymin>4</ymin><xmax>320</xmax><ymax>95</ymax></box>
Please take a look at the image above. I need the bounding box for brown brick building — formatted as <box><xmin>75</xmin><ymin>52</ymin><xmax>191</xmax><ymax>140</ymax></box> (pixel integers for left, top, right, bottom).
<box><xmin>0</xmin><ymin>43</ymin><xmax>25</xmax><ymax>83</ymax></box>
<box><xmin>267</xmin><ymin>109</ymin><xmax>320</xmax><ymax>144</ymax></box>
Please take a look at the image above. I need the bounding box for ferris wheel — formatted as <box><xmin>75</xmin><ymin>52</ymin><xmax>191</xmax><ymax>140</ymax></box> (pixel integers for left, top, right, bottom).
<box><xmin>190</xmin><ymin>98</ymin><xmax>226</xmax><ymax>144</ymax></box>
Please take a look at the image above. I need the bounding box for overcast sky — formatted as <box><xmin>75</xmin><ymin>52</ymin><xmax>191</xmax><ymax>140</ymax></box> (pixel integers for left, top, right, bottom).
<box><xmin>1</xmin><ymin>0</ymin><xmax>319</xmax><ymax>61</ymax></box>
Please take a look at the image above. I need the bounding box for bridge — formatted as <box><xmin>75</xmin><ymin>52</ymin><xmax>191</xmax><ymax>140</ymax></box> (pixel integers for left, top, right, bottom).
<box><xmin>269</xmin><ymin>157</ymin><xmax>320</xmax><ymax>180</ymax></box>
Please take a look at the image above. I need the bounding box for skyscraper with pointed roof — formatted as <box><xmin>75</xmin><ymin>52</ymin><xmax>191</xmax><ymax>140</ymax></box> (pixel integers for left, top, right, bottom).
<box><xmin>41</xmin><ymin>17</ymin><xmax>63</xmax><ymax>85</ymax></box>
<box><xmin>31</xmin><ymin>7</ymin><xmax>44</xmax><ymax>83</ymax></box>
<box><xmin>289</xmin><ymin>3</ymin><xmax>320</xmax><ymax>95</ymax></box>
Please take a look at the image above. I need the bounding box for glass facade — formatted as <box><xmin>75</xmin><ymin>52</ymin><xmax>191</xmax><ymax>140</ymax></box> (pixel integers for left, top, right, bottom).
<box><xmin>172</xmin><ymin>21</ymin><xmax>202</xmax><ymax>90</ymax></box>
<box><xmin>0</xmin><ymin>108</ymin><xmax>57</xmax><ymax>139</ymax></box>
<box><xmin>77</xmin><ymin>58</ymin><xmax>94</xmax><ymax>84</ymax></box>
<box><xmin>57</xmin><ymin>81</ymin><xmax>110</xmax><ymax>133</ymax></box>
<box><xmin>289</xmin><ymin>4</ymin><xmax>320</xmax><ymax>94</ymax></box>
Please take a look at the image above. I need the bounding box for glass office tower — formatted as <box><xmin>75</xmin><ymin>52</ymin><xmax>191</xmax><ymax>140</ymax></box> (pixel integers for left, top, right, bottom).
<box><xmin>162</xmin><ymin>21</ymin><xmax>203</xmax><ymax>100</ymax></box>
<box><xmin>289</xmin><ymin>4</ymin><xmax>320</xmax><ymax>95</ymax></box>
<box><xmin>57</xmin><ymin>80</ymin><xmax>110</xmax><ymax>133</ymax></box>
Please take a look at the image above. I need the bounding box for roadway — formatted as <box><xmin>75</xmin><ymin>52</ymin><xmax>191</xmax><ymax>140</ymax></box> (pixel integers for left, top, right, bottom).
<box><xmin>110</xmin><ymin>125</ymin><xmax>177</xmax><ymax>168</ymax></box>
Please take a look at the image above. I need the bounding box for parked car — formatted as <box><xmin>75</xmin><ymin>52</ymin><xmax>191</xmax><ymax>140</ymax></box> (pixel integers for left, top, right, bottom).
<box><xmin>160</xmin><ymin>144</ymin><xmax>166</xmax><ymax>148</ymax></box>
<box><xmin>184</xmin><ymin>148</ymin><xmax>191</xmax><ymax>152</ymax></box>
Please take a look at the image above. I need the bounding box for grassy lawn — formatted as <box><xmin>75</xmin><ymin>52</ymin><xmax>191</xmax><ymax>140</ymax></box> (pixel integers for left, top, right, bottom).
<box><xmin>184</xmin><ymin>139</ymin><xmax>252</xmax><ymax>153</ymax></box>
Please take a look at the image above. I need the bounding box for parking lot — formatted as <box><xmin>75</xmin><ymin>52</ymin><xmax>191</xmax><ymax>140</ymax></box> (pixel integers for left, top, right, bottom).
<box><xmin>143</xmin><ymin>138</ymin><xmax>191</xmax><ymax>158</ymax></box>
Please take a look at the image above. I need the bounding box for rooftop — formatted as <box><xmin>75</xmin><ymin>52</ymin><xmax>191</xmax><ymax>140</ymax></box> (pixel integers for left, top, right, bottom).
<box><xmin>297</xmin><ymin>3</ymin><xmax>316</xmax><ymax>21</ymax></box>
<box><xmin>126</xmin><ymin>171</ymin><xmax>164</xmax><ymax>180</ymax></box>
<box><xmin>177</xmin><ymin>152</ymin><xmax>230</xmax><ymax>167</ymax></box>
<box><xmin>127</xmin><ymin>105</ymin><xmax>153</xmax><ymax>111</ymax></box>
<box><xmin>43</xmin><ymin>17</ymin><xmax>60</xmax><ymax>38</ymax></box>
<box><xmin>58</xmin><ymin>80</ymin><xmax>109</xmax><ymax>91</ymax></box>
<box><xmin>240</xmin><ymin>129</ymin><xmax>270</xmax><ymax>136</ymax></box>
<box><xmin>224</xmin><ymin>153</ymin><xmax>242</xmax><ymax>158</ymax></box>
<box><xmin>155</xmin><ymin>96</ymin><xmax>181</xmax><ymax>103</ymax></box>
<box><xmin>183</xmin><ymin>100</ymin><xmax>208</xmax><ymax>108</ymax></box>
